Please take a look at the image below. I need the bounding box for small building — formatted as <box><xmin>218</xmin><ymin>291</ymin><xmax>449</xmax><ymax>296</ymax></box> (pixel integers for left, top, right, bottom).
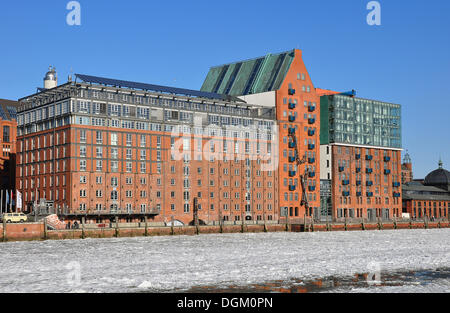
<box><xmin>402</xmin><ymin>160</ymin><xmax>450</xmax><ymax>220</ymax></box>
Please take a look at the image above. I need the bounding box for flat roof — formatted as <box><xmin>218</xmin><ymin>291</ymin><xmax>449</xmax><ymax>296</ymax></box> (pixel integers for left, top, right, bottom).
<box><xmin>75</xmin><ymin>74</ymin><xmax>246</xmax><ymax>103</ymax></box>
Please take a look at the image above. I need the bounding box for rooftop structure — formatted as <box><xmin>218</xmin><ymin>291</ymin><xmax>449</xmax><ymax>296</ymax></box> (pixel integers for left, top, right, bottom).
<box><xmin>320</xmin><ymin>93</ymin><xmax>401</xmax><ymax>149</ymax></box>
<box><xmin>201</xmin><ymin>50</ymin><xmax>296</xmax><ymax>96</ymax></box>
<box><xmin>0</xmin><ymin>99</ymin><xmax>19</xmax><ymax>121</ymax></box>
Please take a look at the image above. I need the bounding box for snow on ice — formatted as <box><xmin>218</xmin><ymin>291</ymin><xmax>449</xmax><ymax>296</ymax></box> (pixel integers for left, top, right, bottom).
<box><xmin>0</xmin><ymin>229</ymin><xmax>448</xmax><ymax>293</ymax></box>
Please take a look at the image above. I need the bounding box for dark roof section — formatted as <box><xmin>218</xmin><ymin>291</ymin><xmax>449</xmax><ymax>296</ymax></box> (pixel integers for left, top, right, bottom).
<box><xmin>402</xmin><ymin>179</ymin><xmax>450</xmax><ymax>201</ymax></box>
<box><xmin>424</xmin><ymin>168</ymin><xmax>450</xmax><ymax>186</ymax></box>
<box><xmin>403</xmin><ymin>193</ymin><xmax>450</xmax><ymax>201</ymax></box>
<box><xmin>403</xmin><ymin>183</ymin><xmax>446</xmax><ymax>193</ymax></box>
<box><xmin>0</xmin><ymin>99</ymin><xmax>19</xmax><ymax>121</ymax></box>
<box><xmin>75</xmin><ymin>74</ymin><xmax>246</xmax><ymax>103</ymax></box>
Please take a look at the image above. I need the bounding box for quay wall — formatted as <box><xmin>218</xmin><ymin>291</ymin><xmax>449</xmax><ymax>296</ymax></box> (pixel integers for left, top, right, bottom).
<box><xmin>1</xmin><ymin>221</ymin><xmax>449</xmax><ymax>243</ymax></box>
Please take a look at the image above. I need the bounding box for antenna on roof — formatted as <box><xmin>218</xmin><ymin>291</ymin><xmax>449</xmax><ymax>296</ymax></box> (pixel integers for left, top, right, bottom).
<box><xmin>68</xmin><ymin>67</ymin><xmax>74</xmax><ymax>82</ymax></box>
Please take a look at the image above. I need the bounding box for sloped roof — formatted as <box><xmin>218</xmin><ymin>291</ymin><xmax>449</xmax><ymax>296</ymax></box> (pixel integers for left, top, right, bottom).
<box><xmin>200</xmin><ymin>50</ymin><xmax>296</xmax><ymax>96</ymax></box>
<box><xmin>0</xmin><ymin>99</ymin><xmax>19</xmax><ymax>121</ymax></box>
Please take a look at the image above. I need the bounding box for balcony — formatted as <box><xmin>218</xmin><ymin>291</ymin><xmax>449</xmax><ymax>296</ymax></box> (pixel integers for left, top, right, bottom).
<box><xmin>393</xmin><ymin>192</ymin><xmax>401</xmax><ymax>198</ymax></box>
<box><xmin>342</xmin><ymin>191</ymin><xmax>350</xmax><ymax>197</ymax></box>
<box><xmin>393</xmin><ymin>182</ymin><xmax>401</xmax><ymax>187</ymax></box>
<box><xmin>308</xmin><ymin>129</ymin><xmax>315</xmax><ymax>136</ymax></box>
<box><xmin>308</xmin><ymin>118</ymin><xmax>316</xmax><ymax>125</ymax></box>
<box><xmin>289</xmin><ymin>156</ymin><xmax>296</xmax><ymax>163</ymax></box>
<box><xmin>366</xmin><ymin>181</ymin><xmax>373</xmax><ymax>186</ymax></box>
<box><xmin>289</xmin><ymin>116</ymin><xmax>296</xmax><ymax>122</ymax></box>
<box><xmin>308</xmin><ymin>186</ymin><xmax>316</xmax><ymax>192</ymax></box>
<box><xmin>288</xmin><ymin>88</ymin><xmax>296</xmax><ymax>95</ymax></box>
<box><xmin>366</xmin><ymin>168</ymin><xmax>373</xmax><ymax>174</ymax></box>
<box><xmin>308</xmin><ymin>172</ymin><xmax>316</xmax><ymax>178</ymax></box>
<box><xmin>289</xmin><ymin>171</ymin><xmax>296</xmax><ymax>177</ymax></box>
<box><xmin>308</xmin><ymin>105</ymin><xmax>316</xmax><ymax>112</ymax></box>
<box><xmin>384</xmin><ymin>156</ymin><xmax>391</xmax><ymax>162</ymax></box>
<box><xmin>342</xmin><ymin>180</ymin><xmax>350</xmax><ymax>186</ymax></box>
<box><xmin>356</xmin><ymin>167</ymin><xmax>361</xmax><ymax>173</ymax></box>
<box><xmin>288</xmin><ymin>127</ymin><xmax>296</xmax><ymax>135</ymax></box>
<box><xmin>288</xmin><ymin>102</ymin><xmax>296</xmax><ymax>110</ymax></box>
<box><xmin>365</xmin><ymin>155</ymin><xmax>373</xmax><ymax>161</ymax></box>
<box><xmin>308</xmin><ymin>158</ymin><xmax>315</xmax><ymax>164</ymax></box>
<box><xmin>339</xmin><ymin>166</ymin><xmax>345</xmax><ymax>172</ymax></box>
<box><xmin>356</xmin><ymin>180</ymin><xmax>362</xmax><ymax>186</ymax></box>
<box><xmin>289</xmin><ymin>185</ymin><xmax>296</xmax><ymax>191</ymax></box>
<box><xmin>367</xmin><ymin>192</ymin><xmax>374</xmax><ymax>197</ymax></box>
<box><xmin>384</xmin><ymin>169</ymin><xmax>391</xmax><ymax>175</ymax></box>
<box><xmin>308</xmin><ymin>144</ymin><xmax>315</xmax><ymax>150</ymax></box>
<box><xmin>355</xmin><ymin>154</ymin><xmax>361</xmax><ymax>160</ymax></box>
<box><xmin>356</xmin><ymin>192</ymin><xmax>362</xmax><ymax>197</ymax></box>
<box><xmin>289</xmin><ymin>142</ymin><xmax>296</xmax><ymax>149</ymax></box>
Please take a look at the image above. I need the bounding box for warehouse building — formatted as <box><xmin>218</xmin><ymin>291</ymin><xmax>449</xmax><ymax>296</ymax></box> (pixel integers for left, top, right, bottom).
<box><xmin>201</xmin><ymin>49</ymin><xmax>321</xmax><ymax>222</ymax></box>
<box><xmin>16</xmin><ymin>69</ymin><xmax>278</xmax><ymax>225</ymax></box>
<box><xmin>319</xmin><ymin>90</ymin><xmax>402</xmax><ymax>222</ymax></box>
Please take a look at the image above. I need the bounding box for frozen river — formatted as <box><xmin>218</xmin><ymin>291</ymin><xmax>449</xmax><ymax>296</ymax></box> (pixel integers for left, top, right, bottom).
<box><xmin>0</xmin><ymin>229</ymin><xmax>449</xmax><ymax>293</ymax></box>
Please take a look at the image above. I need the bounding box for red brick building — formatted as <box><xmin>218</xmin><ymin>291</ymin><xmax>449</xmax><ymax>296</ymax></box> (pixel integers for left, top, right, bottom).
<box><xmin>16</xmin><ymin>73</ymin><xmax>280</xmax><ymax>225</ymax></box>
<box><xmin>319</xmin><ymin>92</ymin><xmax>402</xmax><ymax>222</ymax></box>
<box><xmin>402</xmin><ymin>160</ymin><xmax>450</xmax><ymax>220</ymax></box>
<box><xmin>0</xmin><ymin>99</ymin><xmax>19</xmax><ymax>191</ymax></box>
<box><xmin>201</xmin><ymin>49</ymin><xmax>321</xmax><ymax>222</ymax></box>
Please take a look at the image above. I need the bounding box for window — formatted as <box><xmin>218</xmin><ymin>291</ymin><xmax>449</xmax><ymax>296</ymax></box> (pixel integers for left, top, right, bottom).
<box><xmin>111</xmin><ymin>148</ymin><xmax>118</xmax><ymax>159</ymax></box>
<box><xmin>126</xmin><ymin>162</ymin><xmax>132</xmax><ymax>173</ymax></box>
<box><xmin>111</xmin><ymin>133</ymin><xmax>118</xmax><ymax>146</ymax></box>
<box><xmin>79</xmin><ymin>146</ymin><xmax>86</xmax><ymax>158</ymax></box>
<box><xmin>126</xmin><ymin>149</ymin><xmax>132</xmax><ymax>160</ymax></box>
<box><xmin>96</xmin><ymin>147</ymin><xmax>103</xmax><ymax>158</ymax></box>
<box><xmin>140</xmin><ymin>135</ymin><xmax>146</xmax><ymax>147</ymax></box>
<box><xmin>96</xmin><ymin>131</ymin><xmax>103</xmax><ymax>144</ymax></box>
<box><xmin>3</xmin><ymin>126</ymin><xmax>10</xmax><ymax>142</ymax></box>
<box><xmin>80</xmin><ymin>130</ymin><xmax>86</xmax><ymax>143</ymax></box>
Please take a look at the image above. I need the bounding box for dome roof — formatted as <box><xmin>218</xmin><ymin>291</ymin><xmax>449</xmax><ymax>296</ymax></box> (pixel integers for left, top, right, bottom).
<box><xmin>44</xmin><ymin>66</ymin><xmax>57</xmax><ymax>81</ymax></box>
<box><xmin>424</xmin><ymin>161</ymin><xmax>450</xmax><ymax>186</ymax></box>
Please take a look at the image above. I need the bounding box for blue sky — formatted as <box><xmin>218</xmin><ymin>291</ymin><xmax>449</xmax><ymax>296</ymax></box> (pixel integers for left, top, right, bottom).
<box><xmin>0</xmin><ymin>0</ymin><xmax>449</xmax><ymax>178</ymax></box>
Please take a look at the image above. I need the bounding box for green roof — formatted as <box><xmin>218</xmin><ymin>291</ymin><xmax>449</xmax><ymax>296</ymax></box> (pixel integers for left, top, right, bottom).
<box><xmin>201</xmin><ymin>50</ymin><xmax>295</xmax><ymax>96</ymax></box>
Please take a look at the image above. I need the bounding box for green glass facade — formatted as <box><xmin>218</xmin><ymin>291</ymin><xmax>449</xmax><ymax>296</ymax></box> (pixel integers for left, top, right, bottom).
<box><xmin>320</xmin><ymin>95</ymin><xmax>401</xmax><ymax>149</ymax></box>
<box><xmin>200</xmin><ymin>50</ymin><xmax>295</xmax><ymax>96</ymax></box>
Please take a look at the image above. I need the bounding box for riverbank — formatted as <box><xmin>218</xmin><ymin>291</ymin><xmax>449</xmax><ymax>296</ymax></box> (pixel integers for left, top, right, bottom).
<box><xmin>1</xmin><ymin>219</ymin><xmax>449</xmax><ymax>242</ymax></box>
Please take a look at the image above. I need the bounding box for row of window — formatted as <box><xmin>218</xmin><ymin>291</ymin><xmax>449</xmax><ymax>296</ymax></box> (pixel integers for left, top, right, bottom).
<box><xmin>339</xmin><ymin>196</ymin><xmax>401</xmax><ymax>205</ymax></box>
